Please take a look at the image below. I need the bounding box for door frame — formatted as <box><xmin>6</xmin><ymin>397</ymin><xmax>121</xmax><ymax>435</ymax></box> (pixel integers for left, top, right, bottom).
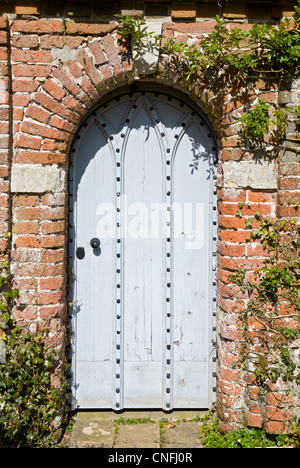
<box><xmin>67</xmin><ymin>84</ymin><xmax>218</xmax><ymax>411</ymax></box>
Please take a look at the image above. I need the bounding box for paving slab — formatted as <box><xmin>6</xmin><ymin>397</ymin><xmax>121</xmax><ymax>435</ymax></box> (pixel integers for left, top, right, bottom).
<box><xmin>162</xmin><ymin>421</ymin><xmax>203</xmax><ymax>448</ymax></box>
<box><xmin>115</xmin><ymin>422</ymin><xmax>160</xmax><ymax>448</ymax></box>
<box><xmin>66</xmin><ymin>413</ymin><xmax>115</xmax><ymax>447</ymax></box>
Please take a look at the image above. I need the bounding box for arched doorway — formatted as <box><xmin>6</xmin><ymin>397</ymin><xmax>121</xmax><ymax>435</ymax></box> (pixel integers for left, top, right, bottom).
<box><xmin>68</xmin><ymin>86</ymin><xmax>218</xmax><ymax>411</ymax></box>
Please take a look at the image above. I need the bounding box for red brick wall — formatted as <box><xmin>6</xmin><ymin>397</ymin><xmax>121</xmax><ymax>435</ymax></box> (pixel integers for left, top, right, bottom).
<box><xmin>0</xmin><ymin>16</ymin><xmax>10</xmax><ymax>255</ymax></box>
<box><xmin>0</xmin><ymin>0</ymin><xmax>299</xmax><ymax>434</ymax></box>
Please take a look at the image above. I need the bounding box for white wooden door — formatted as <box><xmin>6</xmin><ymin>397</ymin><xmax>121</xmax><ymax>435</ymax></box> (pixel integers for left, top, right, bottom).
<box><xmin>69</xmin><ymin>91</ymin><xmax>217</xmax><ymax>410</ymax></box>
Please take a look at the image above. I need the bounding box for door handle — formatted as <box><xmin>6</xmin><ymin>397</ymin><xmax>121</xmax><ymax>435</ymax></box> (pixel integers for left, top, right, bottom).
<box><xmin>90</xmin><ymin>238</ymin><xmax>101</xmax><ymax>249</ymax></box>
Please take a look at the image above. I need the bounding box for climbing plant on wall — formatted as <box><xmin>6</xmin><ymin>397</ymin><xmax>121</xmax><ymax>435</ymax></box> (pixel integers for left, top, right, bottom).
<box><xmin>0</xmin><ymin>260</ymin><xmax>67</xmax><ymax>447</ymax></box>
<box><xmin>116</xmin><ymin>1</ymin><xmax>300</xmax><ymax>151</ymax></box>
<box><xmin>230</xmin><ymin>207</ymin><xmax>300</xmax><ymax>397</ymax></box>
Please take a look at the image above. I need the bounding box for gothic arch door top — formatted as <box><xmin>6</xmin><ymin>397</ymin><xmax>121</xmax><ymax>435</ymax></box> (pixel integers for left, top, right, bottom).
<box><xmin>69</xmin><ymin>90</ymin><xmax>217</xmax><ymax>410</ymax></box>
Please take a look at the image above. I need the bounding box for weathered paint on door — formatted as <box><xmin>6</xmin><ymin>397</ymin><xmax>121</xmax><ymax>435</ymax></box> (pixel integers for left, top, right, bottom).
<box><xmin>69</xmin><ymin>90</ymin><xmax>217</xmax><ymax>410</ymax></box>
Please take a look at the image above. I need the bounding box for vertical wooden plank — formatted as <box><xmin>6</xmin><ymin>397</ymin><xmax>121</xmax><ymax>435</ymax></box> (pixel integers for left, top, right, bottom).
<box><xmin>123</xmin><ymin>102</ymin><xmax>164</xmax><ymax>407</ymax></box>
<box><xmin>172</xmin><ymin>121</ymin><xmax>212</xmax><ymax>407</ymax></box>
<box><xmin>73</xmin><ymin>122</ymin><xmax>116</xmax><ymax>408</ymax></box>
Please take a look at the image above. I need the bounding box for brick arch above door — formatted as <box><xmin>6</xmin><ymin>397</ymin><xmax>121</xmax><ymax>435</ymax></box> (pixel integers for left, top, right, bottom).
<box><xmin>11</xmin><ymin>21</ymin><xmax>227</xmax><ymax>165</ymax></box>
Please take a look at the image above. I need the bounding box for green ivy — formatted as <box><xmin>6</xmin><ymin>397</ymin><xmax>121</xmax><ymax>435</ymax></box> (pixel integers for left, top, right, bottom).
<box><xmin>0</xmin><ymin>261</ymin><xmax>67</xmax><ymax>448</ymax></box>
<box><xmin>239</xmin><ymin>99</ymin><xmax>271</xmax><ymax>144</ymax></box>
<box><xmin>116</xmin><ymin>5</ymin><xmax>300</xmax><ymax>76</ymax></box>
<box><xmin>164</xmin><ymin>15</ymin><xmax>250</xmax><ymax>72</ymax></box>
<box><xmin>115</xmin><ymin>14</ymin><xmax>161</xmax><ymax>58</ymax></box>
